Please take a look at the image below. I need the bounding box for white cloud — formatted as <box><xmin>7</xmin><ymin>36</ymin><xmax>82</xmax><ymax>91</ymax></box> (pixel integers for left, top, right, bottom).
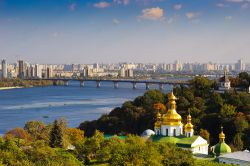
<box><xmin>216</xmin><ymin>3</ymin><xmax>229</xmax><ymax>8</ymax></box>
<box><xmin>68</xmin><ymin>3</ymin><xmax>76</xmax><ymax>11</ymax></box>
<box><xmin>140</xmin><ymin>7</ymin><xmax>164</xmax><ymax>20</ymax></box>
<box><xmin>185</xmin><ymin>12</ymin><xmax>199</xmax><ymax>19</ymax></box>
<box><xmin>225</xmin><ymin>16</ymin><xmax>233</xmax><ymax>20</ymax></box>
<box><xmin>226</xmin><ymin>0</ymin><xmax>244</xmax><ymax>2</ymax></box>
<box><xmin>225</xmin><ymin>0</ymin><xmax>250</xmax><ymax>2</ymax></box>
<box><xmin>241</xmin><ymin>3</ymin><xmax>249</xmax><ymax>8</ymax></box>
<box><xmin>94</xmin><ymin>1</ymin><xmax>110</xmax><ymax>8</ymax></box>
<box><xmin>113</xmin><ymin>0</ymin><xmax>130</xmax><ymax>5</ymax></box>
<box><xmin>112</xmin><ymin>18</ymin><xmax>120</xmax><ymax>24</ymax></box>
<box><xmin>174</xmin><ymin>4</ymin><xmax>182</xmax><ymax>10</ymax></box>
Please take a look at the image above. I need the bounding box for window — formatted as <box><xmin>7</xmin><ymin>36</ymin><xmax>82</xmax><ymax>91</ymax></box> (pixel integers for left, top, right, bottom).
<box><xmin>188</xmin><ymin>133</ymin><xmax>191</xmax><ymax>137</ymax></box>
<box><xmin>166</xmin><ymin>129</ymin><xmax>168</xmax><ymax>136</ymax></box>
<box><xmin>173</xmin><ymin>129</ymin><xmax>176</xmax><ymax>136</ymax></box>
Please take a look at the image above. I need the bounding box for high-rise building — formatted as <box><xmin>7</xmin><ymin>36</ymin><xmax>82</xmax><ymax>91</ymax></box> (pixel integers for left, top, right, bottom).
<box><xmin>235</xmin><ymin>59</ymin><xmax>245</xmax><ymax>71</ymax></box>
<box><xmin>46</xmin><ymin>66</ymin><xmax>53</xmax><ymax>78</ymax></box>
<box><xmin>1</xmin><ymin>59</ymin><xmax>7</xmax><ymax>79</ymax></box>
<box><xmin>125</xmin><ymin>69</ymin><xmax>133</xmax><ymax>78</ymax></box>
<box><xmin>34</xmin><ymin>64</ymin><xmax>42</xmax><ymax>78</ymax></box>
<box><xmin>119</xmin><ymin>67</ymin><xmax>126</xmax><ymax>77</ymax></box>
<box><xmin>18</xmin><ymin>60</ymin><xmax>25</xmax><ymax>79</ymax></box>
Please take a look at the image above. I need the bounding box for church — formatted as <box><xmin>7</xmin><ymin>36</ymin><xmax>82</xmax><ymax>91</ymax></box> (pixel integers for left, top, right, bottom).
<box><xmin>144</xmin><ymin>92</ymin><xmax>209</xmax><ymax>155</ymax></box>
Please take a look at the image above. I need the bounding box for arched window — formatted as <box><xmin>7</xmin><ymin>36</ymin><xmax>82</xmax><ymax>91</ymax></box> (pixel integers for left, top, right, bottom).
<box><xmin>173</xmin><ymin>129</ymin><xmax>176</xmax><ymax>136</ymax></box>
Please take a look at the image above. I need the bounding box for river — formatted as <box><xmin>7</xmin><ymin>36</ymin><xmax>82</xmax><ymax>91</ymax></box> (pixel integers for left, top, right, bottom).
<box><xmin>0</xmin><ymin>81</ymin><xmax>177</xmax><ymax>135</ymax></box>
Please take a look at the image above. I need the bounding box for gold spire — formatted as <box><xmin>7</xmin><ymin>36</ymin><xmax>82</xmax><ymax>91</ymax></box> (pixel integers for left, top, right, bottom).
<box><xmin>154</xmin><ymin>111</ymin><xmax>162</xmax><ymax>129</ymax></box>
<box><xmin>168</xmin><ymin>91</ymin><xmax>177</xmax><ymax>101</ymax></box>
<box><xmin>219</xmin><ymin>126</ymin><xmax>225</xmax><ymax>143</ymax></box>
<box><xmin>185</xmin><ymin>110</ymin><xmax>193</xmax><ymax>132</ymax></box>
<box><xmin>162</xmin><ymin>92</ymin><xmax>182</xmax><ymax>126</ymax></box>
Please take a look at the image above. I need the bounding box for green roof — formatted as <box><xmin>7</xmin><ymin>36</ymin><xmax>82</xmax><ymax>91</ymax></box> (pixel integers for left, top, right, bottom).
<box><xmin>151</xmin><ymin>135</ymin><xmax>200</xmax><ymax>148</ymax></box>
<box><xmin>104</xmin><ymin>134</ymin><xmax>127</xmax><ymax>140</ymax></box>
<box><xmin>214</xmin><ymin>142</ymin><xmax>231</xmax><ymax>156</ymax></box>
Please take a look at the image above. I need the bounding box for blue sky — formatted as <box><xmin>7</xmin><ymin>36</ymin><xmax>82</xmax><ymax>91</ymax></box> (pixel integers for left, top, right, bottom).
<box><xmin>0</xmin><ymin>0</ymin><xmax>250</xmax><ymax>64</ymax></box>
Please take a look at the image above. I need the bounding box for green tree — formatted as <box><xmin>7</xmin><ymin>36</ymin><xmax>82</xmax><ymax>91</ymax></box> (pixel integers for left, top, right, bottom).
<box><xmin>24</xmin><ymin>121</ymin><xmax>49</xmax><ymax>141</ymax></box>
<box><xmin>49</xmin><ymin>120</ymin><xmax>63</xmax><ymax>148</ymax></box>
<box><xmin>82</xmin><ymin>130</ymin><xmax>104</xmax><ymax>164</ymax></box>
<box><xmin>219</xmin><ymin>104</ymin><xmax>236</xmax><ymax>118</ymax></box>
<box><xmin>207</xmin><ymin>93</ymin><xmax>224</xmax><ymax>113</ymax></box>
<box><xmin>234</xmin><ymin>113</ymin><xmax>249</xmax><ymax>133</ymax></box>
<box><xmin>190</xmin><ymin>76</ymin><xmax>213</xmax><ymax>98</ymax></box>
<box><xmin>233</xmin><ymin>133</ymin><xmax>244</xmax><ymax>151</ymax></box>
<box><xmin>142</xmin><ymin>90</ymin><xmax>165</xmax><ymax>110</ymax></box>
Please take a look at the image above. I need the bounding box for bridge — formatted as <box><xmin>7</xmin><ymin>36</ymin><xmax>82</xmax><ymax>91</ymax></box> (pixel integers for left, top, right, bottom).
<box><xmin>27</xmin><ymin>78</ymin><xmax>190</xmax><ymax>90</ymax></box>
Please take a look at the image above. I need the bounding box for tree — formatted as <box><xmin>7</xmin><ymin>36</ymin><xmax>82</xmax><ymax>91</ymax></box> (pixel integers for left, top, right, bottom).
<box><xmin>24</xmin><ymin>121</ymin><xmax>49</xmax><ymax>141</ymax></box>
<box><xmin>219</xmin><ymin>104</ymin><xmax>236</xmax><ymax>118</ymax></box>
<box><xmin>82</xmin><ymin>130</ymin><xmax>104</xmax><ymax>163</ymax></box>
<box><xmin>234</xmin><ymin>113</ymin><xmax>249</xmax><ymax>133</ymax></box>
<box><xmin>233</xmin><ymin>133</ymin><xmax>244</xmax><ymax>151</ymax></box>
<box><xmin>49</xmin><ymin>120</ymin><xmax>64</xmax><ymax>148</ymax></box>
<box><xmin>206</xmin><ymin>93</ymin><xmax>224</xmax><ymax>113</ymax></box>
<box><xmin>5</xmin><ymin>128</ymin><xmax>31</xmax><ymax>146</ymax></box>
<box><xmin>190</xmin><ymin>76</ymin><xmax>213</xmax><ymax>98</ymax></box>
<box><xmin>177</xmin><ymin>96</ymin><xmax>190</xmax><ymax>111</ymax></box>
<box><xmin>67</xmin><ymin>128</ymin><xmax>84</xmax><ymax>145</ymax></box>
<box><xmin>200</xmin><ymin>129</ymin><xmax>210</xmax><ymax>143</ymax></box>
<box><xmin>153</xmin><ymin>102</ymin><xmax>167</xmax><ymax>112</ymax></box>
<box><xmin>141</xmin><ymin>90</ymin><xmax>165</xmax><ymax>110</ymax></box>
<box><xmin>192</xmin><ymin>97</ymin><xmax>206</xmax><ymax>111</ymax></box>
<box><xmin>158</xmin><ymin>142</ymin><xmax>195</xmax><ymax>166</ymax></box>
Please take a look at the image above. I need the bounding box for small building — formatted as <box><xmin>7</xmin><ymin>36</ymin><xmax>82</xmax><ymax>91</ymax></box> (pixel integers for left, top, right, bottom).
<box><xmin>219</xmin><ymin>70</ymin><xmax>231</xmax><ymax>91</ymax></box>
<box><xmin>218</xmin><ymin>150</ymin><xmax>250</xmax><ymax>166</ymax></box>
<box><xmin>150</xmin><ymin>92</ymin><xmax>209</xmax><ymax>155</ymax></box>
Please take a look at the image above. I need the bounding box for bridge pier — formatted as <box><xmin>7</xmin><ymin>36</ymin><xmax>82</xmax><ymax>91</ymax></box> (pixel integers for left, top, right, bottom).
<box><xmin>146</xmin><ymin>83</ymin><xmax>150</xmax><ymax>90</ymax></box>
<box><xmin>159</xmin><ymin>84</ymin><xmax>163</xmax><ymax>90</ymax></box>
<box><xmin>64</xmin><ymin>80</ymin><xmax>69</xmax><ymax>87</ymax></box>
<box><xmin>53</xmin><ymin>80</ymin><xmax>57</xmax><ymax>86</ymax></box>
<box><xmin>96</xmin><ymin>81</ymin><xmax>101</xmax><ymax>88</ymax></box>
<box><xmin>80</xmin><ymin>81</ymin><xmax>85</xmax><ymax>87</ymax></box>
<box><xmin>114</xmin><ymin>82</ymin><xmax>118</xmax><ymax>89</ymax></box>
<box><xmin>132</xmin><ymin>82</ymin><xmax>137</xmax><ymax>89</ymax></box>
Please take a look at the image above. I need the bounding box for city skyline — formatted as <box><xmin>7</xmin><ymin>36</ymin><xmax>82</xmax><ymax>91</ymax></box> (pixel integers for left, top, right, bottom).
<box><xmin>0</xmin><ymin>0</ymin><xmax>250</xmax><ymax>63</ymax></box>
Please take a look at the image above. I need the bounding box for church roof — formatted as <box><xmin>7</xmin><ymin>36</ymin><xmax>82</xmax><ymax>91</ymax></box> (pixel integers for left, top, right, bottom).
<box><xmin>151</xmin><ymin>135</ymin><xmax>207</xmax><ymax>148</ymax></box>
<box><xmin>218</xmin><ymin>151</ymin><xmax>250</xmax><ymax>162</ymax></box>
<box><xmin>104</xmin><ymin>134</ymin><xmax>127</xmax><ymax>140</ymax></box>
<box><xmin>141</xmin><ymin>129</ymin><xmax>155</xmax><ymax>137</ymax></box>
<box><xmin>213</xmin><ymin>142</ymin><xmax>231</xmax><ymax>156</ymax></box>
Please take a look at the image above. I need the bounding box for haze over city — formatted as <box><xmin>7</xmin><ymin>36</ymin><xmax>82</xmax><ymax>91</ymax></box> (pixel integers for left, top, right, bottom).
<box><xmin>0</xmin><ymin>0</ymin><xmax>250</xmax><ymax>64</ymax></box>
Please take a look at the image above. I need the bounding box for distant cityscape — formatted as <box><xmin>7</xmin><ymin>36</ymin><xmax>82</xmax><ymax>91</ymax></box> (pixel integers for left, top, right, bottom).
<box><xmin>0</xmin><ymin>59</ymin><xmax>249</xmax><ymax>80</ymax></box>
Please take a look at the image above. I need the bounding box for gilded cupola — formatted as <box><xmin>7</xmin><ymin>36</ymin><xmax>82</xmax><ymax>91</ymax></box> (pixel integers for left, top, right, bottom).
<box><xmin>184</xmin><ymin>111</ymin><xmax>193</xmax><ymax>132</ymax></box>
<box><xmin>162</xmin><ymin>92</ymin><xmax>182</xmax><ymax>126</ymax></box>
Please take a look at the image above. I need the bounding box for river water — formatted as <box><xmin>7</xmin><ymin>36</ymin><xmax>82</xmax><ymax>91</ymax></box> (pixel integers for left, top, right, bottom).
<box><xmin>0</xmin><ymin>81</ymin><xmax>177</xmax><ymax>134</ymax></box>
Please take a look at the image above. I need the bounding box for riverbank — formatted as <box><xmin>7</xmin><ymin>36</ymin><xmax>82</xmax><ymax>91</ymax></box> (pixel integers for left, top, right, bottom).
<box><xmin>0</xmin><ymin>86</ymin><xmax>22</xmax><ymax>90</ymax></box>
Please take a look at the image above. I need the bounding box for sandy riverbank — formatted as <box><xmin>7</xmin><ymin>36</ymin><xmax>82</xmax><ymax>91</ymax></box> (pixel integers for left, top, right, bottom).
<box><xmin>0</xmin><ymin>86</ymin><xmax>22</xmax><ymax>90</ymax></box>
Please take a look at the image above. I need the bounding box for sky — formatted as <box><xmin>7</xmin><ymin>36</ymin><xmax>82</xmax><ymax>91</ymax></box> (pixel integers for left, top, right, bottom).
<box><xmin>0</xmin><ymin>0</ymin><xmax>250</xmax><ymax>64</ymax></box>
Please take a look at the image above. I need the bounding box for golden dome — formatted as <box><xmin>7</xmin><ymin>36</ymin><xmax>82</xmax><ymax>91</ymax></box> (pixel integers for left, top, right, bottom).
<box><xmin>157</xmin><ymin>112</ymin><xmax>162</xmax><ymax>119</ymax></box>
<box><xmin>162</xmin><ymin>92</ymin><xmax>182</xmax><ymax>126</ymax></box>
<box><xmin>155</xmin><ymin>111</ymin><xmax>162</xmax><ymax>129</ymax></box>
<box><xmin>219</xmin><ymin>126</ymin><xmax>225</xmax><ymax>142</ymax></box>
<box><xmin>184</xmin><ymin>112</ymin><xmax>193</xmax><ymax>132</ymax></box>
